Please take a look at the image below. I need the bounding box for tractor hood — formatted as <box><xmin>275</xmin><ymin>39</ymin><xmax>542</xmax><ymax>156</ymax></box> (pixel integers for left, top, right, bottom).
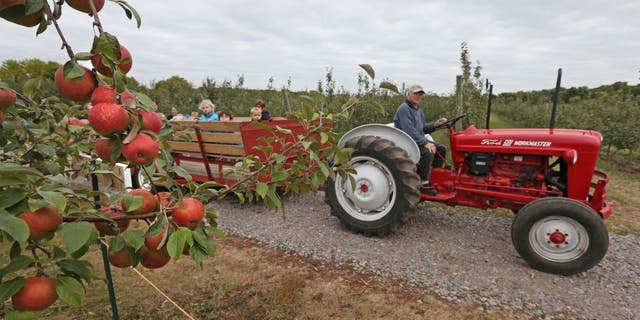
<box><xmin>450</xmin><ymin>125</ymin><xmax>603</xmax><ymax>157</ymax></box>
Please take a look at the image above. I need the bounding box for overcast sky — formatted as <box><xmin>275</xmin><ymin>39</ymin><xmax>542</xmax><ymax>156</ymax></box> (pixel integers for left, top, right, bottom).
<box><xmin>1</xmin><ymin>0</ymin><xmax>638</xmax><ymax>94</ymax></box>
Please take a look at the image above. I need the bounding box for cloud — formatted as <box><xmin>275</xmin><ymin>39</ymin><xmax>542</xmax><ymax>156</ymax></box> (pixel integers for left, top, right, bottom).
<box><xmin>1</xmin><ymin>0</ymin><xmax>638</xmax><ymax>94</ymax></box>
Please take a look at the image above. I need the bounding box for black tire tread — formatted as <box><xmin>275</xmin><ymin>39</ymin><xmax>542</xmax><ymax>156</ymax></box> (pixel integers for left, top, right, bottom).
<box><xmin>325</xmin><ymin>135</ymin><xmax>420</xmax><ymax>236</ymax></box>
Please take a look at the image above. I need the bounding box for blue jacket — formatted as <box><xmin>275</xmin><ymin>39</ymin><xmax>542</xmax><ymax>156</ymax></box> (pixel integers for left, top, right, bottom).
<box><xmin>393</xmin><ymin>99</ymin><xmax>436</xmax><ymax>146</ymax></box>
<box><xmin>199</xmin><ymin>113</ymin><xmax>219</xmax><ymax>121</ymax></box>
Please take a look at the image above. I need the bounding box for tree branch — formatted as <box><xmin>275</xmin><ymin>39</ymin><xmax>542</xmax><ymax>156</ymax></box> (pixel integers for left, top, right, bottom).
<box><xmin>42</xmin><ymin>1</ymin><xmax>74</xmax><ymax>60</ymax></box>
<box><xmin>88</xmin><ymin>0</ymin><xmax>104</xmax><ymax>35</ymax></box>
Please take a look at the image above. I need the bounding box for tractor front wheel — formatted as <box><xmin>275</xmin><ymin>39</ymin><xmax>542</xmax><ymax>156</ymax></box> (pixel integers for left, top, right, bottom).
<box><xmin>511</xmin><ymin>197</ymin><xmax>608</xmax><ymax>275</ymax></box>
<box><xmin>325</xmin><ymin>136</ymin><xmax>420</xmax><ymax>236</ymax></box>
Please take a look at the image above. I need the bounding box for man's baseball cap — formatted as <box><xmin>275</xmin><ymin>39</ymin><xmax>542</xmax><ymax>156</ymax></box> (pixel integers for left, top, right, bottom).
<box><xmin>407</xmin><ymin>84</ymin><xmax>425</xmax><ymax>94</ymax></box>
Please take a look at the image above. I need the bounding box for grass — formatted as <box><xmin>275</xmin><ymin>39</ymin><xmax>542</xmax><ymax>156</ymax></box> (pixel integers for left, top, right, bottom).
<box><xmin>19</xmin><ymin>235</ymin><xmax>515</xmax><ymax>320</ymax></box>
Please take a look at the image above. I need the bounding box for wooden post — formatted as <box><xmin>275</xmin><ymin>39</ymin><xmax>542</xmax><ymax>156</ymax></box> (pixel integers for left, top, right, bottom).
<box><xmin>455</xmin><ymin>75</ymin><xmax>464</xmax><ymax>131</ymax></box>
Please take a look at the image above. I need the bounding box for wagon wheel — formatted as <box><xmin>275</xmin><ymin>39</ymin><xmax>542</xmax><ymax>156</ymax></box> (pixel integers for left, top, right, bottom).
<box><xmin>511</xmin><ymin>197</ymin><xmax>608</xmax><ymax>275</ymax></box>
<box><xmin>325</xmin><ymin>136</ymin><xmax>420</xmax><ymax>236</ymax></box>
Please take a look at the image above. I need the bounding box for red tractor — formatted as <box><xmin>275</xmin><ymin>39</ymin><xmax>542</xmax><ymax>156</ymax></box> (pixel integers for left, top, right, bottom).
<box><xmin>325</xmin><ymin>81</ymin><xmax>613</xmax><ymax>275</ymax></box>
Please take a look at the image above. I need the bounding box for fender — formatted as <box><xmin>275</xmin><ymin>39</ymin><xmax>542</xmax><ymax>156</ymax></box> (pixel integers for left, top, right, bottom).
<box><xmin>338</xmin><ymin>124</ymin><xmax>420</xmax><ymax>164</ymax></box>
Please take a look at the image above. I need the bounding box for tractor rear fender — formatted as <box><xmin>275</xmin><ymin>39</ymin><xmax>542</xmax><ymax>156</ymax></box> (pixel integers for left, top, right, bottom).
<box><xmin>338</xmin><ymin>124</ymin><xmax>420</xmax><ymax>164</ymax></box>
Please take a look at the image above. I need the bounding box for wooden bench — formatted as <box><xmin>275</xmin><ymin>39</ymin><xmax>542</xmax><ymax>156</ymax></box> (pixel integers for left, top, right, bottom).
<box><xmin>167</xmin><ymin>118</ymin><xmax>306</xmax><ymax>185</ymax></box>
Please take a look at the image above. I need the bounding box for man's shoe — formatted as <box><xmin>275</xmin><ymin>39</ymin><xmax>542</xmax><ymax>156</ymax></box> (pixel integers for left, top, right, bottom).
<box><xmin>420</xmin><ymin>182</ymin><xmax>438</xmax><ymax>196</ymax></box>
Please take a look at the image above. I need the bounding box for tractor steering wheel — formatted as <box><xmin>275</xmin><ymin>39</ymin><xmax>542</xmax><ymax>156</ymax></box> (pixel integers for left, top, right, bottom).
<box><xmin>435</xmin><ymin>113</ymin><xmax>466</xmax><ymax>129</ymax></box>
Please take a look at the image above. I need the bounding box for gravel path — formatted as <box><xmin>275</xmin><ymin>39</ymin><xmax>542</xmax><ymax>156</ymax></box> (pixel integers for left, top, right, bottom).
<box><xmin>211</xmin><ymin>193</ymin><xmax>640</xmax><ymax>320</ymax></box>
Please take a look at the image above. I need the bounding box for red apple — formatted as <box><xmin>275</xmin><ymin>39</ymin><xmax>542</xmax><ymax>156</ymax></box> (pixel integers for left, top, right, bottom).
<box><xmin>144</xmin><ymin>223</ymin><xmax>173</xmax><ymax>251</ymax></box>
<box><xmin>65</xmin><ymin>0</ymin><xmax>105</xmax><ymax>13</ymax></box>
<box><xmin>91</xmin><ymin>45</ymin><xmax>132</xmax><ymax>77</ymax></box>
<box><xmin>121</xmin><ymin>188</ymin><xmax>158</xmax><ymax>215</ymax></box>
<box><xmin>54</xmin><ymin>64</ymin><xmax>97</xmax><ymax>102</ymax></box>
<box><xmin>91</xmin><ymin>85</ymin><xmax>118</xmax><ymax>105</ymax></box>
<box><xmin>140</xmin><ymin>246</ymin><xmax>171</xmax><ymax>269</ymax></box>
<box><xmin>157</xmin><ymin>191</ymin><xmax>173</xmax><ymax>209</ymax></box>
<box><xmin>0</xmin><ymin>0</ymin><xmax>44</xmax><ymax>27</ymax></box>
<box><xmin>11</xmin><ymin>276</ymin><xmax>58</xmax><ymax>311</ymax></box>
<box><xmin>107</xmin><ymin>247</ymin><xmax>134</xmax><ymax>268</ymax></box>
<box><xmin>94</xmin><ymin>205</ymin><xmax>129</xmax><ymax>235</ymax></box>
<box><xmin>171</xmin><ymin>197</ymin><xmax>205</xmax><ymax>229</ymax></box>
<box><xmin>120</xmin><ymin>90</ymin><xmax>135</xmax><ymax>104</ymax></box>
<box><xmin>137</xmin><ymin>109</ymin><xmax>163</xmax><ymax>135</ymax></box>
<box><xmin>95</xmin><ymin>137</ymin><xmax>119</xmax><ymax>162</ymax></box>
<box><xmin>0</xmin><ymin>88</ymin><xmax>17</xmax><ymax>109</ymax></box>
<box><xmin>17</xmin><ymin>205</ymin><xmax>63</xmax><ymax>240</ymax></box>
<box><xmin>88</xmin><ymin>102</ymin><xmax>130</xmax><ymax>136</ymax></box>
<box><xmin>122</xmin><ymin>133</ymin><xmax>158</xmax><ymax>165</ymax></box>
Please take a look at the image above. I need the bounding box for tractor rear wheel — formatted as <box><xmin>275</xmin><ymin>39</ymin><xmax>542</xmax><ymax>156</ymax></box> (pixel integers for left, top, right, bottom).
<box><xmin>131</xmin><ymin>167</ymin><xmax>168</xmax><ymax>193</ymax></box>
<box><xmin>325</xmin><ymin>136</ymin><xmax>420</xmax><ymax>236</ymax></box>
<box><xmin>511</xmin><ymin>197</ymin><xmax>608</xmax><ymax>275</ymax></box>
<box><xmin>131</xmin><ymin>167</ymin><xmax>151</xmax><ymax>190</ymax></box>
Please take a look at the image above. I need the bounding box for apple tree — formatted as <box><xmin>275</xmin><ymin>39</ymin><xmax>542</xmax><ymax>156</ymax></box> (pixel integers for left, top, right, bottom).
<box><xmin>0</xmin><ymin>0</ymin><xmax>357</xmax><ymax>318</ymax></box>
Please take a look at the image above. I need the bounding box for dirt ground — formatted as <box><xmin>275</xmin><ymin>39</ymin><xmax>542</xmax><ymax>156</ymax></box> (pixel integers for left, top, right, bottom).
<box><xmin>40</xmin><ymin>234</ymin><xmax>516</xmax><ymax>320</ymax></box>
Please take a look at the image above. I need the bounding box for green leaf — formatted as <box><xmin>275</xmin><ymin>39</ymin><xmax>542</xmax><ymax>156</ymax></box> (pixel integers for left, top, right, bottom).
<box><xmin>5</xmin><ymin>310</ymin><xmax>38</xmax><ymax>320</ymax></box>
<box><xmin>121</xmin><ymin>194</ymin><xmax>143</xmax><ymax>213</ymax></box>
<box><xmin>121</xmin><ymin>230</ymin><xmax>145</xmax><ymax>250</ymax></box>
<box><xmin>0</xmin><ymin>276</ymin><xmax>25</xmax><ymax>303</ymax></box>
<box><xmin>0</xmin><ymin>189</ymin><xmax>27</xmax><ymax>209</ymax></box>
<box><xmin>36</xmin><ymin>16</ymin><xmax>47</xmax><ymax>36</ymax></box>
<box><xmin>318</xmin><ymin>162</ymin><xmax>331</xmax><ymax>178</ymax></box>
<box><xmin>359</xmin><ymin>64</ymin><xmax>375</xmax><ymax>80</ymax></box>
<box><xmin>22</xmin><ymin>78</ymin><xmax>42</xmax><ymax>99</ymax></box>
<box><xmin>274</xmin><ymin>126</ymin><xmax>293</xmax><ymax>135</ymax></box>
<box><xmin>320</xmin><ymin>132</ymin><xmax>329</xmax><ymax>144</ymax></box>
<box><xmin>272</xmin><ymin>154</ymin><xmax>286</xmax><ymax>164</ymax></box>
<box><xmin>10</xmin><ymin>242</ymin><xmax>22</xmax><ymax>259</ymax></box>
<box><xmin>144</xmin><ymin>215</ymin><xmax>167</xmax><ymax>237</ymax></box>
<box><xmin>56</xmin><ymin>276</ymin><xmax>85</xmax><ymax>306</ymax></box>
<box><xmin>169</xmin><ymin>166</ymin><xmax>192</xmax><ymax>182</ymax></box>
<box><xmin>166</xmin><ymin>227</ymin><xmax>192</xmax><ymax>261</ymax></box>
<box><xmin>62</xmin><ymin>61</ymin><xmax>85</xmax><ymax>79</ymax></box>
<box><xmin>108</xmin><ymin>236</ymin><xmax>126</xmax><ymax>253</ymax></box>
<box><xmin>27</xmin><ymin>198</ymin><xmax>48</xmax><ymax>212</ymax></box>
<box><xmin>60</xmin><ymin>222</ymin><xmax>96</xmax><ymax>254</ymax></box>
<box><xmin>255</xmin><ymin>182</ymin><xmax>268</xmax><ymax>198</ymax></box>
<box><xmin>134</xmin><ymin>91</ymin><xmax>157</xmax><ymax>110</ymax></box>
<box><xmin>114</xmin><ymin>70</ymin><xmax>126</xmax><ymax>92</ymax></box>
<box><xmin>380</xmin><ymin>81</ymin><xmax>400</xmax><ymax>94</ymax></box>
<box><xmin>192</xmin><ymin>227</ymin><xmax>216</xmax><ymax>257</ymax></box>
<box><xmin>36</xmin><ymin>190</ymin><xmax>67</xmax><ymax>212</ymax></box>
<box><xmin>24</xmin><ymin>0</ymin><xmax>44</xmax><ymax>15</ymax></box>
<box><xmin>112</xmin><ymin>0</ymin><xmax>142</xmax><ymax>28</ymax></box>
<box><xmin>0</xmin><ymin>163</ymin><xmax>43</xmax><ymax>177</ymax></box>
<box><xmin>265</xmin><ymin>189</ymin><xmax>282</xmax><ymax>209</ymax></box>
<box><xmin>0</xmin><ymin>214</ymin><xmax>29</xmax><ymax>242</ymax></box>
<box><xmin>270</xmin><ymin>171</ymin><xmax>288</xmax><ymax>183</ymax></box>
<box><xmin>57</xmin><ymin>259</ymin><xmax>93</xmax><ymax>282</ymax></box>
<box><xmin>205</xmin><ymin>226</ymin><xmax>225</xmax><ymax>240</ymax></box>
<box><xmin>73</xmin><ymin>52</ymin><xmax>93</xmax><ymax>61</ymax></box>
<box><xmin>53</xmin><ymin>2</ymin><xmax>61</xmax><ymax>19</ymax></box>
<box><xmin>96</xmin><ymin>32</ymin><xmax>120</xmax><ymax>60</ymax></box>
<box><xmin>0</xmin><ymin>256</ymin><xmax>33</xmax><ymax>281</ymax></box>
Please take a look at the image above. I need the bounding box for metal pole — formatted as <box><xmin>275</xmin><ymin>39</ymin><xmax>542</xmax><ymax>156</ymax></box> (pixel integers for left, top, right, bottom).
<box><xmin>455</xmin><ymin>75</ymin><xmax>464</xmax><ymax>131</ymax></box>
<box><xmin>485</xmin><ymin>84</ymin><xmax>493</xmax><ymax>129</ymax></box>
<box><xmin>91</xmin><ymin>169</ymin><xmax>120</xmax><ymax>320</ymax></box>
<box><xmin>550</xmin><ymin>68</ymin><xmax>562</xmax><ymax>129</ymax></box>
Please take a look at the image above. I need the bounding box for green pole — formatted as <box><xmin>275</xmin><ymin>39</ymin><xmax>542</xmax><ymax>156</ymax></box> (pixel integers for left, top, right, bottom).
<box><xmin>91</xmin><ymin>170</ymin><xmax>120</xmax><ymax>320</ymax></box>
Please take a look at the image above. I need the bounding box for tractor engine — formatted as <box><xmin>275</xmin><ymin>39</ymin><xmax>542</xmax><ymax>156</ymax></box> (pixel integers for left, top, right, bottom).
<box><xmin>469</xmin><ymin>152</ymin><xmax>547</xmax><ymax>188</ymax></box>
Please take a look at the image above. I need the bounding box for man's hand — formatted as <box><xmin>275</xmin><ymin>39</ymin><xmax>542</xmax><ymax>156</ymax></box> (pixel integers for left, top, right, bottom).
<box><xmin>425</xmin><ymin>142</ymin><xmax>436</xmax><ymax>153</ymax></box>
<box><xmin>435</xmin><ymin>117</ymin><xmax>447</xmax><ymax>128</ymax></box>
